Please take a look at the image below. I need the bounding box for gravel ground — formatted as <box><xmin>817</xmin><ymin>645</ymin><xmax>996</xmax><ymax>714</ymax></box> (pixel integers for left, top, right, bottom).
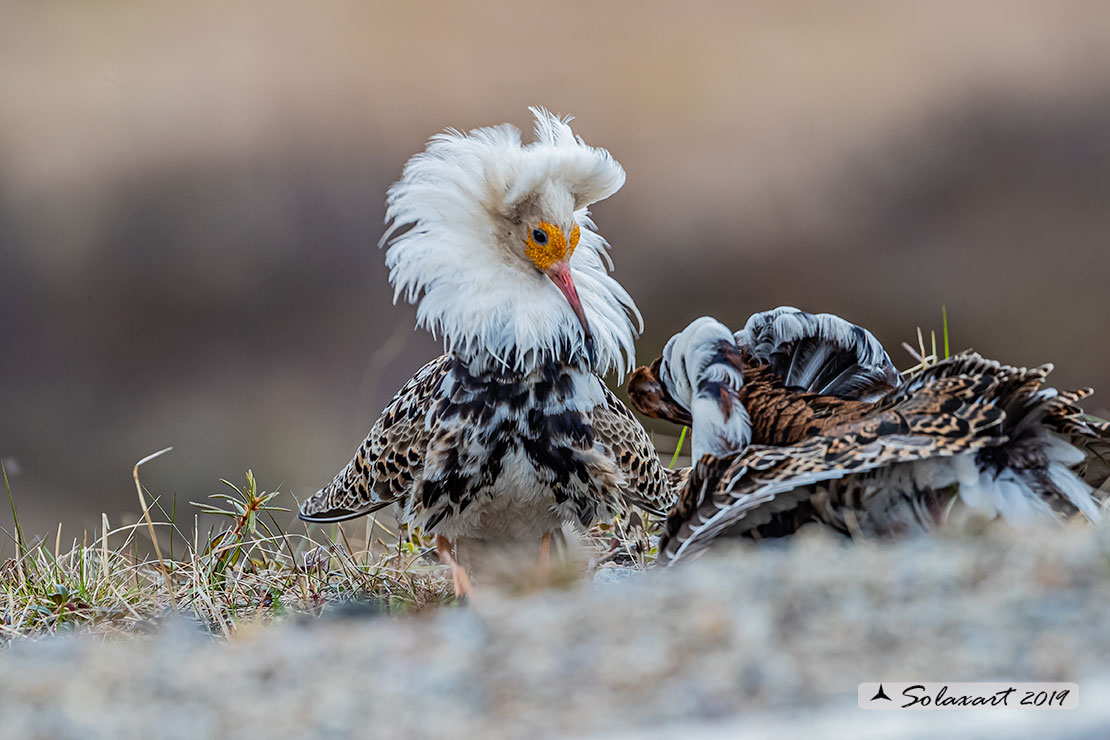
<box><xmin>2</xmin><ymin>524</ymin><xmax>1109</xmax><ymax>739</ymax></box>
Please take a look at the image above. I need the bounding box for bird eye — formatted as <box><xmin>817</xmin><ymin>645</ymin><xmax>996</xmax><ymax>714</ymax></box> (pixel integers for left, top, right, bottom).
<box><xmin>532</xmin><ymin>228</ymin><xmax>548</xmax><ymax>245</ymax></box>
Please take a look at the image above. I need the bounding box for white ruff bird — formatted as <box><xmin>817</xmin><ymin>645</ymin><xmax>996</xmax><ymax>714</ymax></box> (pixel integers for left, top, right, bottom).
<box><xmin>299</xmin><ymin>108</ymin><xmax>672</xmax><ymax>594</ymax></box>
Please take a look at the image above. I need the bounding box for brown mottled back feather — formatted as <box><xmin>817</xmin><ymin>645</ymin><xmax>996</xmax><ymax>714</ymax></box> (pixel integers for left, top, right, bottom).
<box><xmin>591</xmin><ymin>383</ymin><xmax>675</xmax><ymax>515</ymax></box>
<box><xmin>632</xmin><ymin>348</ymin><xmax>1109</xmax><ymax>565</ymax></box>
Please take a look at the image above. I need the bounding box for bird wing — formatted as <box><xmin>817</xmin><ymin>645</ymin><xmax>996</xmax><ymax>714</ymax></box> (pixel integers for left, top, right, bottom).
<box><xmin>589</xmin><ymin>382</ymin><xmax>677</xmax><ymax>516</ymax></box>
<box><xmin>735</xmin><ymin>306</ymin><xmax>901</xmax><ymax>401</ymax></box>
<box><xmin>658</xmin><ymin>371</ymin><xmax>1007</xmax><ymax>565</ymax></box>
<box><xmin>298</xmin><ymin>355</ymin><xmax>450</xmax><ymax>523</ymax></box>
<box><xmin>659</xmin><ymin>431</ymin><xmax>994</xmax><ymax>566</ymax></box>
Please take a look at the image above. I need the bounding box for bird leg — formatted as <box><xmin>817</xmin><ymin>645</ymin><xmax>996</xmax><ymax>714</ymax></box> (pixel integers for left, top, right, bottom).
<box><xmin>539</xmin><ymin>531</ymin><xmax>553</xmax><ymax>570</ymax></box>
<box><xmin>435</xmin><ymin>535</ymin><xmax>473</xmax><ymax>599</ymax></box>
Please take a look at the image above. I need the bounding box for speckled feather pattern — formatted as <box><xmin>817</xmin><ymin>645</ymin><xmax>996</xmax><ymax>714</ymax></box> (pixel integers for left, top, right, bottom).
<box><xmin>301</xmin><ymin>356</ymin><xmax>450</xmax><ymax>523</ymax></box>
<box><xmin>630</xmin><ymin>311</ymin><xmax>1110</xmax><ymax>566</ymax></box>
<box><xmin>300</xmin><ymin>354</ymin><xmax>672</xmax><ymax>540</ymax></box>
<box><xmin>668</xmin><ymin>354</ymin><xmax>1106</xmax><ymax>564</ymax></box>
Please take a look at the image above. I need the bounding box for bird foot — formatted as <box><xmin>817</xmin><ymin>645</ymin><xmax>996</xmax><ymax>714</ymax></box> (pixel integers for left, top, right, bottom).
<box><xmin>436</xmin><ymin>535</ymin><xmax>475</xmax><ymax>601</ymax></box>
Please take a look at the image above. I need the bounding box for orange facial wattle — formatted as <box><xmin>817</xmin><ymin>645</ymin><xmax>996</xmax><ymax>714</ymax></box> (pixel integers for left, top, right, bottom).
<box><xmin>525</xmin><ymin>222</ymin><xmax>581</xmax><ymax>272</ymax></box>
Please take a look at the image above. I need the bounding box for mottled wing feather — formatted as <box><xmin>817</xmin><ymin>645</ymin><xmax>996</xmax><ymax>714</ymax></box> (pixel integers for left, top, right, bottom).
<box><xmin>665</xmin><ymin>466</ymin><xmax>691</xmax><ymax>492</ymax></box>
<box><xmin>658</xmin><ymin>358</ymin><xmax>1010</xmax><ymax>565</ymax></box>
<box><xmin>658</xmin><ymin>352</ymin><xmax>1110</xmax><ymax>565</ymax></box>
<box><xmin>660</xmin><ymin>424</ymin><xmax>998</xmax><ymax>566</ymax></box>
<box><xmin>298</xmin><ymin>356</ymin><xmax>450</xmax><ymax>523</ymax></box>
<box><xmin>590</xmin><ymin>384</ymin><xmax>676</xmax><ymax>515</ymax></box>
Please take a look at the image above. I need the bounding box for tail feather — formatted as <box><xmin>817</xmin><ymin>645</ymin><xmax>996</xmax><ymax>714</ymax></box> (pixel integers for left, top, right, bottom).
<box><xmin>957</xmin><ymin>362</ymin><xmax>1107</xmax><ymax>524</ymax></box>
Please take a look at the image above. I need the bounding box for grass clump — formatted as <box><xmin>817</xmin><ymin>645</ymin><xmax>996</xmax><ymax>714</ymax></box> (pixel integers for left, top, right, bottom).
<box><xmin>1</xmin><ymin>454</ymin><xmax>655</xmax><ymax>645</ymax></box>
<box><xmin>0</xmin><ymin>456</ymin><xmax>454</xmax><ymax>645</ymax></box>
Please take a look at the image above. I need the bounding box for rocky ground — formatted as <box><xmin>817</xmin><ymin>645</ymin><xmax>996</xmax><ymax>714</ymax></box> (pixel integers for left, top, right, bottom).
<box><xmin>2</xmin><ymin>524</ymin><xmax>1109</xmax><ymax>739</ymax></box>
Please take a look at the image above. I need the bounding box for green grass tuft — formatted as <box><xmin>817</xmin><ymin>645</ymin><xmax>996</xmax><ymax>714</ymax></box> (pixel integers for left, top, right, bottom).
<box><xmin>0</xmin><ymin>458</ymin><xmax>462</xmax><ymax>645</ymax></box>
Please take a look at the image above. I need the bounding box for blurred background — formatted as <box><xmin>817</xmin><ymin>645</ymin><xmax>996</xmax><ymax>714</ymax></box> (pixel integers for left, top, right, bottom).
<box><xmin>3</xmin><ymin>1</ymin><xmax>1110</xmax><ymax>544</ymax></box>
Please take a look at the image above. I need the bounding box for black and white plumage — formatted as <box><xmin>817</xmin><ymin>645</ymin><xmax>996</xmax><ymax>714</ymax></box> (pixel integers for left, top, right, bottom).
<box><xmin>305</xmin><ymin>353</ymin><xmax>668</xmax><ymax>539</ymax></box>
<box><xmin>299</xmin><ymin>110</ymin><xmax>671</xmax><ymax>587</ymax></box>
<box><xmin>735</xmin><ymin>306</ymin><xmax>901</xmax><ymax>402</ymax></box>
<box><xmin>629</xmin><ymin>308</ymin><xmax>1109</xmax><ymax>566</ymax></box>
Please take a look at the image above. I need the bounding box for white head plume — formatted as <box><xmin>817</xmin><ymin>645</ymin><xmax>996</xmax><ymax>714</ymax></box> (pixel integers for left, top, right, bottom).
<box><xmin>380</xmin><ymin>107</ymin><xmax>642</xmax><ymax>378</ymax></box>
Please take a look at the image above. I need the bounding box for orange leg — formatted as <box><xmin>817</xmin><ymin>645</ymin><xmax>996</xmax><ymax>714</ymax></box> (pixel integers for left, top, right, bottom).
<box><xmin>435</xmin><ymin>535</ymin><xmax>474</xmax><ymax>599</ymax></box>
<box><xmin>539</xmin><ymin>531</ymin><xmax>552</xmax><ymax>570</ymax></box>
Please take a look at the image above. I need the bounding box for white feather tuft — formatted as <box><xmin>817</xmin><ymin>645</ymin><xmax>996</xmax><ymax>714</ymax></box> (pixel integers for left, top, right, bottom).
<box><xmin>659</xmin><ymin>317</ymin><xmax>751</xmax><ymax>461</ymax></box>
<box><xmin>380</xmin><ymin>108</ymin><xmax>638</xmax><ymax>377</ymax></box>
<box><xmin>952</xmin><ymin>432</ymin><xmax>1100</xmax><ymax>524</ymax></box>
<box><xmin>1048</xmin><ymin>462</ymin><xmax>1102</xmax><ymax>523</ymax></box>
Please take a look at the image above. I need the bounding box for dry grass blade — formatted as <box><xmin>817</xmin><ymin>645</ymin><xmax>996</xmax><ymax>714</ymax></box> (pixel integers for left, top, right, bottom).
<box><xmin>0</xmin><ymin>464</ymin><xmax>485</xmax><ymax>642</ymax></box>
<box><xmin>133</xmin><ymin>447</ymin><xmax>175</xmax><ymax>605</ymax></box>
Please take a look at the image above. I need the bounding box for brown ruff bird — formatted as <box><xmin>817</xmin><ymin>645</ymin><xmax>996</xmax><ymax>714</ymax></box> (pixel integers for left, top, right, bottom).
<box><xmin>629</xmin><ymin>308</ymin><xmax>1109</xmax><ymax>565</ymax></box>
<box><xmin>298</xmin><ymin>109</ymin><xmax>672</xmax><ymax>594</ymax></box>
